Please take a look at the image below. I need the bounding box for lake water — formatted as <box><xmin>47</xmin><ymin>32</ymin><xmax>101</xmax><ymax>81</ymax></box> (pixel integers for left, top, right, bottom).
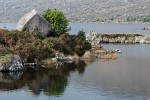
<box><xmin>0</xmin><ymin>22</ymin><xmax>150</xmax><ymax>35</ymax></box>
<box><xmin>0</xmin><ymin>23</ymin><xmax>150</xmax><ymax>100</ymax></box>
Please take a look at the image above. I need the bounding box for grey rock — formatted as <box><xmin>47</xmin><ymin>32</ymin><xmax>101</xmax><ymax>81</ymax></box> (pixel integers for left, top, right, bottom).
<box><xmin>86</xmin><ymin>32</ymin><xmax>150</xmax><ymax>45</ymax></box>
<box><xmin>16</xmin><ymin>9</ymin><xmax>51</xmax><ymax>36</ymax></box>
<box><xmin>140</xmin><ymin>36</ymin><xmax>150</xmax><ymax>44</ymax></box>
<box><xmin>144</xmin><ymin>26</ymin><xmax>150</xmax><ymax>30</ymax></box>
<box><xmin>0</xmin><ymin>55</ymin><xmax>24</xmax><ymax>71</ymax></box>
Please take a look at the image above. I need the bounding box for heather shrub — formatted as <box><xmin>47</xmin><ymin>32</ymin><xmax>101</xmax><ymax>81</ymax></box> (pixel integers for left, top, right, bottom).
<box><xmin>0</xmin><ymin>29</ymin><xmax>54</xmax><ymax>62</ymax></box>
<box><xmin>0</xmin><ymin>29</ymin><xmax>91</xmax><ymax>62</ymax></box>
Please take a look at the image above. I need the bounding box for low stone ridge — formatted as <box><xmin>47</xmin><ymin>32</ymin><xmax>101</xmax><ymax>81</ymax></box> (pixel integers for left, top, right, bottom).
<box><xmin>86</xmin><ymin>31</ymin><xmax>150</xmax><ymax>46</ymax></box>
<box><xmin>16</xmin><ymin>9</ymin><xmax>51</xmax><ymax>36</ymax></box>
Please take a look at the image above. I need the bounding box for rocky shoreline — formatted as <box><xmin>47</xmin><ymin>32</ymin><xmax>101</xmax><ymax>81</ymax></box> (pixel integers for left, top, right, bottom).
<box><xmin>41</xmin><ymin>46</ymin><xmax>117</xmax><ymax>68</ymax></box>
<box><xmin>86</xmin><ymin>31</ymin><xmax>150</xmax><ymax>46</ymax></box>
<box><xmin>0</xmin><ymin>46</ymin><xmax>117</xmax><ymax>71</ymax></box>
<box><xmin>3</xmin><ymin>31</ymin><xmax>150</xmax><ymax>72</ymax></box>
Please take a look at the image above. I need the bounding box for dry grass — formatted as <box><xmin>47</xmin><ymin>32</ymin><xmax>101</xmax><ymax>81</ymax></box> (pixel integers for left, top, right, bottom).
<box><xmin>97</xmin><ymin>53</ymin><xmax>117</xmax><ymax>60</ymax></box>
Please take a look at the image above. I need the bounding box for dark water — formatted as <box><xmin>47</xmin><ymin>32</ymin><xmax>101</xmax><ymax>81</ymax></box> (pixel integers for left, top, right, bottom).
<box><xmin>0</xmin><ymin>23</ymin><xmax>150</xmax><ymax>100</ymax></box>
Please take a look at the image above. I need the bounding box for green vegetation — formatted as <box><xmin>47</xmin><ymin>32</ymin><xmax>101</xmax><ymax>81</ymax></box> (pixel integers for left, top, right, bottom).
<box><xmin>126</xmin><ymin>15</ymin><xmax>150</xmax><ymax>22</ymax></box>
<box><xmin>0</xmin><ymin>10</ymin><xmax>91</xmax><ymax>63</ymax></box>
<box><xmin>96</xmin><ymin>18</ymin><xmax>100</xmax><ymax>22</ymax></box>
<box><xmin>0</xmin><ymin>54</ymin><xmax>12</xmax><ymax>63</ymax></box>
<box><xmin>42</xmin><ymin>9</ymin><xmax>69</xmax><ymax>37</ymax></box>
<box><xmin>47</xmin><ymin>30</ymin><xmax>91</xmax><ymax>56</ymax></box>
<box><xmin>126</xmin><ymin>16</ymin><xmax>143</xmax><ymax>22</ymax></box>
<box><xmin>143</xmin><ymin>15</ymin><xmax>150</xmax><ymax>22</ymax></box>
<box><xmin>126</xmin><ymin>16</ymin><xmax>138</xmax><ymax>22</ymax></box>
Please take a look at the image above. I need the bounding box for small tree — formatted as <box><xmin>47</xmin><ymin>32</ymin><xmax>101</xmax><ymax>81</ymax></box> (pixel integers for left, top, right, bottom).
<box><xmin>42</xmin><ymin>9</ymin><xmax>69</xmax><ymax>37</ymax></box>
<box><xmin>143</xmin><ymin>15</ymin><xmax>150</xmax><ymax>22</ymax></box>
<box><xmin>77</xmin><ymin>30</ymin><xmax>86</xmax><ymax>40</ymax></box>
<box><xmin>75</xmin><ymin>30</ymin><xmax>91</xmax><ymax>56</ymax></box>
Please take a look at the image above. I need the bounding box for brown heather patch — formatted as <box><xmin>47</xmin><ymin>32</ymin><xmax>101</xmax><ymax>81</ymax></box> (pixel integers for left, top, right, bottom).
<box><xmin>0</xmin><ymin>30</ymin><xmax>91</xmax><ymax>63</ymax></box>
<box><xmin>0</xmin><ymin>29</ymin><xmax>54</xmax><ymax>62</ymax></box>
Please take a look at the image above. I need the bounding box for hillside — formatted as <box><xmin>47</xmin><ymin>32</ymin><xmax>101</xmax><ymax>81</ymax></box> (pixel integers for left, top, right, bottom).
<box><xmin>0</xmin><ymin>0</ymin><xmax>150</xmax><ymax>23</ymax></box>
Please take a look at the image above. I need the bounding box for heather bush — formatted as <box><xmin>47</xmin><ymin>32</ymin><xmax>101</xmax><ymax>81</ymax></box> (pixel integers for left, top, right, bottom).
<box><xmin>0</xmin><ymin>29</ymin><xmax>54</xmax><ymax>62</ymax></box>
<box><xmin>0</xmin><ymin>29</ymin><xmax>91</xmax><ymax>62</ymax></box>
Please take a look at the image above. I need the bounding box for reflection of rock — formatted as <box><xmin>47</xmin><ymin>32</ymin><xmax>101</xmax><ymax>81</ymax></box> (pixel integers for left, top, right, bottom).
<box><xmin>0</xmin><ymin>61</ymin><xmax>87</xmax><ymax>96</ymax></box>
<box><xmin>0</xmin><ymin>55</ymin><xmax>24</xmax><ymax>71</ymax></box>
<box><xmin>0</xmin><ymin>68</ymin><xmax>47</xmax><ymax>91</ymax></box>
<box><xmin>0</xmin><ymin>71</ymin><xmax>23</xmax><ymax>83</ymax></box>
<box><xmin>16</xmin><ymin>9</ymin><xmax>51</xmax><ymax>36</ymax></box>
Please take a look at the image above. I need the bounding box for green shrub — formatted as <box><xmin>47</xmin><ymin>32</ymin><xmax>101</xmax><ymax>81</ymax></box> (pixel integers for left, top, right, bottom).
<box><xmin>143</xmin><ymin>15</ymin><xmax>150</xmax><ymax>22</ymax></box>
<box><xmin>42</xmin><ymin>9</ymin><xmax>69</xmax><ymax>37</ymax></box>
<box><xmin>47</xmin><ymin>30</ymin><xmax>91</xmax><ymax>56</ymax></box>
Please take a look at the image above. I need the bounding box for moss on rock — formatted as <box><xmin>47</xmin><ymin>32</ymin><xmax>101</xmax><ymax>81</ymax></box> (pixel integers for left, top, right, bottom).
<box><xmin>0</xmin><ymin>54</ymin><xmax>13</xmax><ymax>63</ymax></box>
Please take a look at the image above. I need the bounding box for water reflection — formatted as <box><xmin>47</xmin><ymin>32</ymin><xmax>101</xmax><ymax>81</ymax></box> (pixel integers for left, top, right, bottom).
<box><xmin>0</xmin><ymin>71</ymin><xmax>23</xmax><ymax>91</ymax></box>
<box><xmin>0</xmin><ymin>61</ymin><xmax>87</xmax><ymax>96</ymax></box>
<box><xmin>0</xmin><ymin>71</ymin><xmax>23</xmax><ymax>82</ymax></box>
<box><xmin>1</xmin><ymin>46</ymin><xmax>150</xmax><ymax>100</ymax></box>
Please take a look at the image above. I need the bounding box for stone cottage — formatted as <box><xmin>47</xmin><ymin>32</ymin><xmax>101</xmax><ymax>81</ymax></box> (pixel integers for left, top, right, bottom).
<box><xmin>16</xmin><ymin>9</ymin><xmax>51</xmax><ymax>36</ymax></box>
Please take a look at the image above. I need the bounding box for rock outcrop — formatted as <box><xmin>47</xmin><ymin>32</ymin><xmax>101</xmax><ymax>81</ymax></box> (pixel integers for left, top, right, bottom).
<box><xmin>86</xmin><ymin>31</ymin><xmax>150</xmax><ymax>46</ymax></box>
<box><xmin>16</xmin><ymin>9</ymin><xmax>51</xmax><ymax>36</ymax></box>
<box><xmin>0</xmin><ymin>55</ymin><xmax>24</xmax><ymax>71</ymax></box>
<box><xmin>144</xmin><ymin>26</ymin><xmax>150</xmax><ymax>30</ymax></box>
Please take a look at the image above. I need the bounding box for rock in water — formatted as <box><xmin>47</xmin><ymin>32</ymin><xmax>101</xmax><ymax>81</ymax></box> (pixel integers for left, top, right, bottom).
<box><xmin>16</xmin><ymin>9</ymin><xmax>51</xmax><ymax>36</ymax></box>
<box><xmin>0</xmin><ymin>55</ymin><xmax>24</xmax><ymax>71</ymax></box>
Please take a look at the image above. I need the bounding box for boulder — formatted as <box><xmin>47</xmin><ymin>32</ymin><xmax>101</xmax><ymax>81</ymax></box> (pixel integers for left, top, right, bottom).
<box><xmin>142</xmin><ymin>36</ymin><xmax>150</xmax><ymax>44</ymax></box>
<box><xmin>0</xmin><ymin>55</ymin><xmax>24</xmax><ymax>71</ymax></box>
<box><xmin>16</xmin><ymin>9</ymin><xmax>51</xmax><ymax>36</ymax></box>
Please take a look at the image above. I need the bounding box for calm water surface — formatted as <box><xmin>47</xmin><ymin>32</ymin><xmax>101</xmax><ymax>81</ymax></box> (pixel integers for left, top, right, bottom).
<box><xmin>0</xmin><ymin>22</ymin><xmax>150</xmax><ymax>35</ymax></box>
<box><xmin>0</xmin><ymin>23</ymin><xmax>150</xmax><ymax>100</ymax></box>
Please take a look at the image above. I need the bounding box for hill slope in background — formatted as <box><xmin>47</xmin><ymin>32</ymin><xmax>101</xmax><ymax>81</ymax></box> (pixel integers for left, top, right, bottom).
<box><xmin>0</xmin><ymin>0</ymin><xmax>150</xmax><ymax>22</ymax></box>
